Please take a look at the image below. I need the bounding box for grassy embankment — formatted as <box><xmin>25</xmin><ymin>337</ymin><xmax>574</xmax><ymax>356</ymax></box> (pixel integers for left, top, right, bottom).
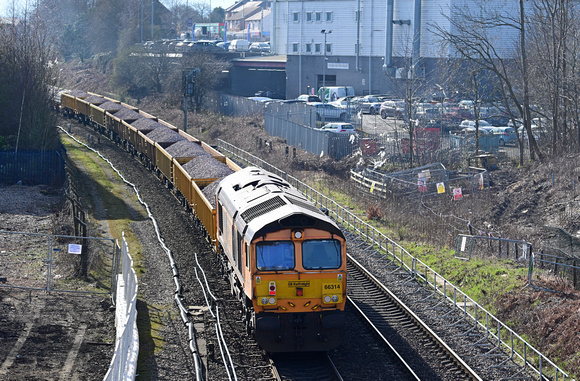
<box><xmin>61</xmin><ymin>133</ymin><xmax>172</xmax><ymax>376</ymax></box>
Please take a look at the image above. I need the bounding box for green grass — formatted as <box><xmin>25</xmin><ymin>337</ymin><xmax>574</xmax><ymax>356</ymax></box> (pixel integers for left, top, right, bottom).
<box><xmin>305</xmin><ymin>175</ymin><xmax>532</xmax><ymax>312</ymax></box>
<box><xmin>61</xmin><ymin>134</ymin><xmax>171</xmax><ymax>373</ymax></box>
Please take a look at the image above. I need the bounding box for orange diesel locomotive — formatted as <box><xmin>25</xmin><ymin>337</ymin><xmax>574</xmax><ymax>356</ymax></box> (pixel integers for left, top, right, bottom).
<box><xmin>216</xmin><ymin>167</ymin><xmax>346</xmax><ymax>352</ymax></box>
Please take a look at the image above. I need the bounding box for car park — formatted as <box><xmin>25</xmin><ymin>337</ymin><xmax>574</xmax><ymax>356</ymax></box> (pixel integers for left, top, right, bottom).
<box><xmin>319</xmin><ymin>122</ymin><xmax>358</xmax><ymax>136</ymax></box>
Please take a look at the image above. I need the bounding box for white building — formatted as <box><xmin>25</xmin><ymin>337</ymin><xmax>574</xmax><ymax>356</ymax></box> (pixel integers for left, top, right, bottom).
<box><xmin>270</xmin><ymin>0</ymin><xmax>520</xmax><ymax>98</ymax></box>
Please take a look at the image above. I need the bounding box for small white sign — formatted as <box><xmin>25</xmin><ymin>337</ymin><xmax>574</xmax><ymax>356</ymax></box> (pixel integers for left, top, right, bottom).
<box><xmin>68</xmin><ymin>244</ymin><xmax>82</xmax><ymax>255</ymax></box>
<box><xmin>327</xmin><ymin>62</ymin><xmax>349</xmax><ymax>70</ymax></box>
<box><xmin>461</xmin><ymin>236</ymin><xmax>467</xmax><ymax>252</ymax></box>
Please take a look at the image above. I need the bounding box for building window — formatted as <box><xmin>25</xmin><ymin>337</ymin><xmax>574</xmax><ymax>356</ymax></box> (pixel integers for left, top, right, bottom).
<box><xmin>326</xmin><ymin>43</ymin><xmax>332</xmax><ymax>54</ymax></box>
<box><xmin>326</xmin><ymin>12</ymin><xmax>333</xmax><ymax>22</ymax></box>
<box><xmin>306</xmin><ymin>12</ymin><xmax>312</xmax><ymax>22</ymax></box>
<box><xmin>293</xmin><ymin>12</ymin><xmax>299</xmax><ymax>22</ymax></box>
<box><xmin>315</xmin><ymin>43</ymin><xmax>321</xmax><ymax>53</ymax></box>
<box><xmin>306</xmin><ymin>43</ymin><xmax>312</xmax><ymax>53</ymax></box>
<box><xmin>316</xmin><ymin>12</ymin><xmax>322</xmax><ymax>22</ymax></box>
<box><xmin>293</xmin><ymin>43</ymin><xmax>299</xmax><ymax>53</ymax></box>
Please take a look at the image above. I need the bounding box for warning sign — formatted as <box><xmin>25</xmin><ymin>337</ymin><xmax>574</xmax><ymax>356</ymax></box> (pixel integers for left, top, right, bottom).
<box><xmin>418</xmin><ymin>179</ymin><xmax>427</xmax><ymax>193</ymax></box>
<box><xmin>437</xmin><ymin>182</ymin><xmax>445</xmax><ymax>194</ymax></box>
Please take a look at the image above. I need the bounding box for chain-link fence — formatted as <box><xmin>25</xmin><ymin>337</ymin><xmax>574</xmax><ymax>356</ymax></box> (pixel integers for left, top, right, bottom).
<box><xmin>0</xmin><ymin>230</ymin><xmax>119</xmax><ymax>294</ymax></box>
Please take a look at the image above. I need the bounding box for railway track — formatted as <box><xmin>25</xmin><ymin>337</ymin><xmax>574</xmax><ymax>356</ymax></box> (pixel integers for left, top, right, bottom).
<box><xmin>347</xmin><ymin>255</ymin><xmax>482</xmax><ymax>380</ymax></box>
<box><xmin>270</xmin><ymin>352</ymin><xmax>343</xmax><ymax>381</ymax></box>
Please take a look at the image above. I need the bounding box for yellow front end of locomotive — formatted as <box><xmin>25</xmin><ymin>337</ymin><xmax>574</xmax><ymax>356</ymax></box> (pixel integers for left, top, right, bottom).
<box><xmin>254</xmin><ymin>274</ymin><xmax>345</xmax><ymax>312</ymax></box>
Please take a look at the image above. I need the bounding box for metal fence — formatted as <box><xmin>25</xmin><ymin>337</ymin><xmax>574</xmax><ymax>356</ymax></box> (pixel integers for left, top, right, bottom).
<box><xmin>265</xmin><ymin>112</ymin><xmax>359</xmax><ymax>159</ymax></box>
<box><xmin>0</xmin><ymin>149</ymin><xmax>65</xmax><ymax>186</ymax></box>
<box><xmin>205</xmin><ymin>93</ymin><xmax>266</xmax><ymax>117</ymax></box>
<box><xmin>530</xmin><ymin>250</ymin><xmax>580</xmax><ymax>292</ymax></box>
<box><xmin>351</xmin><ymin>163</ymin><xmax>489</xmax><ymax>200</ymax></box>
<box><xmin>455</xmin><ymin>234</ymin><xmax>532</xmax><ymax>262</ymax></box>
<box><xmin>216</xmin><ymin>139</ymin><xmax>569</xmax><ymax>380</ymax></box>
<box><xmin>0</xmin><ymin>230</ymin><xmax>119</xmax><ymax>295</ymax></box>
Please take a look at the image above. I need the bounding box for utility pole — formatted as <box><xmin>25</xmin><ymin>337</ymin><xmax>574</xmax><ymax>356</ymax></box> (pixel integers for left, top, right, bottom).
<box><xmin>321</xmin><ymin>29</ymin><xmax>332</xmax><ymax>103</ymax></box>
<box><xmin>183</xmin><ymin>68</ymin><xmax>200</xmax><ymax>132</ymax></box>
<box><xmin>140</xmin><ymin>0</ymin><xmax>143</xmax><ymax>42</ymax></box>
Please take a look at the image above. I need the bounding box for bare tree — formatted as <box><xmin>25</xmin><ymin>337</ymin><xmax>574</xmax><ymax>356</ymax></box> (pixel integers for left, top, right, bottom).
<box><xmin>0</xmin><ymin>11</ymin><xmax>59</xmax><ymax>151</ymax></box>
<box><xmin>431</xmin><ymin>0</ymin><xmax>544</xmax><ymax>164</ymax></box>
<box><xmin>179</xmin><ymin>53</ymin><xmax>229</xmax><ymax>112</ymax></box>
<box><xmin>527</xmin><ymin>0</ymin><xmax>580</xmax><ymax>153</ymax></box>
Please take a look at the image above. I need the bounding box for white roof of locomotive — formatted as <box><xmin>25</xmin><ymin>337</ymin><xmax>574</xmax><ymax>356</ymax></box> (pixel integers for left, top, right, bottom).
<box><xmin>216</xmin><ymin>167</ymin><xmax>344</xmax><ymax>241</ymax></box>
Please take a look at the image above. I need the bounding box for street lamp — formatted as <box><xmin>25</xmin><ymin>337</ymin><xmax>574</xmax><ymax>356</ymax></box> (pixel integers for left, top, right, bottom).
<box><xmin>321</xmin><ymin>29</ymin><xmax>332</xmax><ymax>103</ymax></box>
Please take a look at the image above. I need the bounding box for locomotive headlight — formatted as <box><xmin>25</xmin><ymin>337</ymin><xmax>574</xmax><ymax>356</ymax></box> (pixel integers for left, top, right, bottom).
<box><xmin>268</xmin><ymin>297</ymin><xmax>276</xmax><ymax>305</ymax></box>
<box><xmin>292</xmin><ymin>230</ymin><xmax>303</xmax><ymax>240</ymax></box>
<box><xmin>261</xmin><ymin>297</ymin><xmax>269</xmax><ymax>305</ymax></box>
<box><xmin>332</xmin><ymin>295</ymin><xmax>339</xmax><ymax>303</ymax></box>
<box><xmin>324</xmin><ymin>295</ymin><xmax>331</xmax><ymax>303</ymax></box>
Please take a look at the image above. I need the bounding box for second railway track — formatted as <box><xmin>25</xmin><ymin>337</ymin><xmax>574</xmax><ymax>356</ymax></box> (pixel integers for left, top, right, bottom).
<box><xmin>347</xmin><ymin>255</ymin><xmax>482</xmax><ymax>380</ymax></box>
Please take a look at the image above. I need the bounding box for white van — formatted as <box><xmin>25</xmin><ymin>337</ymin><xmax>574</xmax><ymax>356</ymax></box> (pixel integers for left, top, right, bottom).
<box><xmin>318</xmin><ymin>86</ymin><xmax>355</xmax><ymax>102</ymax></box>
<box><xmin>228</xmin><ymin>39</ymin><xmax>250</xmax><ymax>52</ymax></box>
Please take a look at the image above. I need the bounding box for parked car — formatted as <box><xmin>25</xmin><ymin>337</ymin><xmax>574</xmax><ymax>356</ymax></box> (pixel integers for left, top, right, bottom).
<box><xmin>458</xmin><ymin>100</ymin><xmax>475</xmax><ymax>109</ymax></box>
<box><xmin>318</xmin><ymin>86</ymin><xmax>355</xmax><ymax>103</ymax></box>
<box><xmin>357</xmin><ymin>96</ymin><xmax>383</xmax><ymax>115</ymax></box>
<box><xmin>228</xmin><ymin>39</ymin><xmax>250</xmax><ymax>52</ymax></box>
<box><xmin>248</xmin><ymin>96</ymin><xmax>273</xmax><ymax>103</ymax></box>
<box><xmin>296</xmin><ymin>94</ymin><xmax>322</xmax><ymax>103</ymax></box>
<box><xmin>319</xmin><ymin>122</ymin><xmax>358</xmax><ymax>136</ymax></box>
<box><xmin>330</xmin><ymin>96</ymin><xmax>361</xmax><ymax>112</ymax></box>
<box><xmin>380</xmin><ymin>100</ymin><xmax>405</xmax><ymax>119</ymax></box>
<box><xmin>192</xmin><ymin>40</ymin><xmax>223</xmax><ymax>52</ymax></box>
<box><xmin>216</xmin><ymin>41</ymin><xmax>230</xmax><ymax>50</ymax></box>
<box><xmin>309</xmin><ymin>102</ymin><xmax>347</xmax><ymax>121</ymax></box>
<box><xmin>482</xmin><ymin>127</ymin><xmax>517</xmax><ymax>146</ymax></box>
<box><xmin>459</xmin><ymin>119</ymin><xmax>492</xmax><ymax>132</ymax></box>
<box><xmin>255</xmin><ymin>90</ymin><xmax>283</xmax><ymax>99</ymax></box>
<box><xmin>517</xmin><ymin>125</ymin><xmax>548</xmax><ymax>144</ymax></box>
<box><xmin>249</xmin><ymin>42</ymin><xmax>271</xmax><ymax>53</ymax></box>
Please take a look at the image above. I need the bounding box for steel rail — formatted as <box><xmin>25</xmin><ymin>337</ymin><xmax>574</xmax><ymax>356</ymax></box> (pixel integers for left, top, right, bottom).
<box><xmin>348</xmin><ymin>254</ymin><xmax>483</xmax><ymax>381</ymax></box>
<box><xmin>346</xmin><ymin>297</ymin><xmax>420</xmax><ymax>380</ymax></box>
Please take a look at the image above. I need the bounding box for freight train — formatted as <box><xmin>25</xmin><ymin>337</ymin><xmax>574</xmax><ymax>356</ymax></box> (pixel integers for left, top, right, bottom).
<box><xmin>59</xmin><ymin>90</ymin><xmax>347</xmax><ymax>352</ymax></box>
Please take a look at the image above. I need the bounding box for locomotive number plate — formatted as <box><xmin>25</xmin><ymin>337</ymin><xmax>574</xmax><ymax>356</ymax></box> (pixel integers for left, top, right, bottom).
<box><xmin>323</xmin><ymin>283</ymin><xmax>342</xmax><ymax>291</ymax></box>
<box><xmin>288</xmin><ymin>281</ymin><xmax>310</xmax><ymax>287</ymax></box>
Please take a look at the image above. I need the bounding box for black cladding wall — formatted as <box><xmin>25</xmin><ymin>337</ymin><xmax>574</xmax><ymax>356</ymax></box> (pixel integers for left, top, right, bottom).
<box><xmin>230</xmin><ymin>65</ymin><xmax>286</xmax><ymax>97</ymax></box>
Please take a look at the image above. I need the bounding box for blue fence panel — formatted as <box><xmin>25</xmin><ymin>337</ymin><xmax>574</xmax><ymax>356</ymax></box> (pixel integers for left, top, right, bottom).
<box><xmin>0</xmin><ymin>150</ymin><xmax>65</xmax><ymax>186</ymax></box>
